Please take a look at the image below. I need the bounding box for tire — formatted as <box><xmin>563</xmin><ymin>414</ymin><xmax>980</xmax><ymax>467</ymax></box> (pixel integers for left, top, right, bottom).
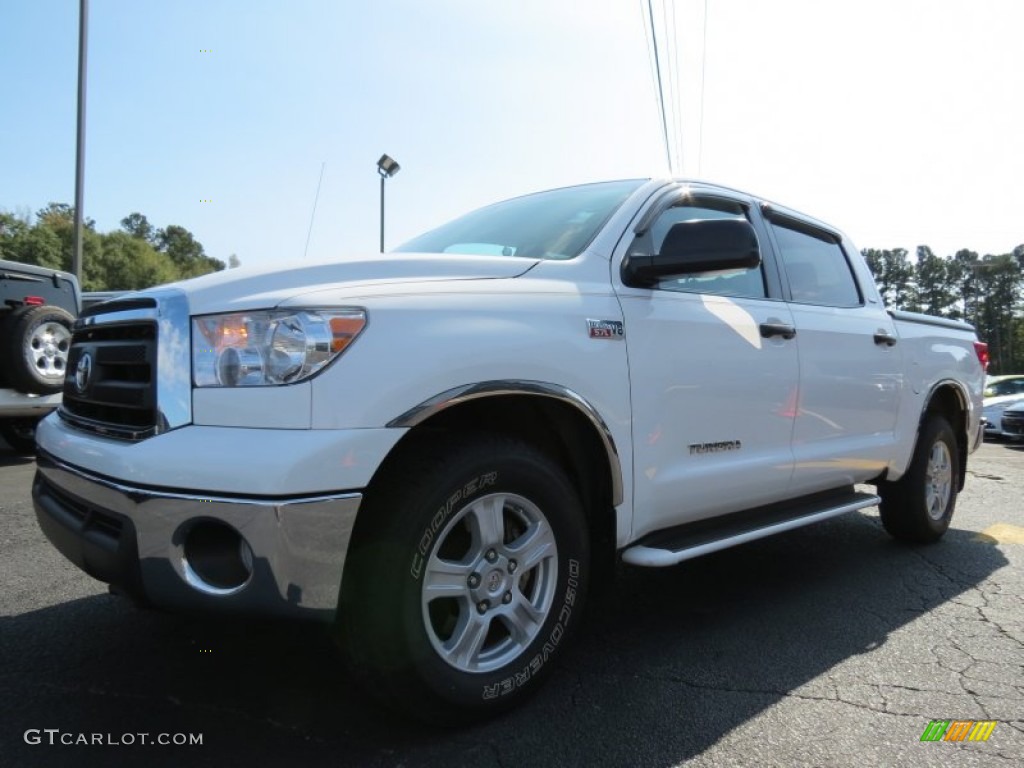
<box><xmin>0</xmin><ymin>417</ymin><xmax>41</xmax><ymax>455</ymax></box>
<box><xmin>879</xmin><ymin>414</ymin><xmax>958</xmax><ymax>543</ymax></box>
<box><xmin>339</xmin><ymin>434</ymin><xmax>589</xmax><ymax>723</ymax></box>
<box><xmin>4</xmin><ymin>305</ymin><xmax>75</xmax><ymax>395</ymax></box>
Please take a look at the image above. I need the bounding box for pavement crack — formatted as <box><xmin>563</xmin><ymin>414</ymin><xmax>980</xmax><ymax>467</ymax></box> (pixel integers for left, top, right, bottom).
<box><xmin>489</xmin><ymin>742</ymin><xmax>508</xmax><ymax>768</ymax></box>
<box><xmin>629</xmin><ymin>673</ymin><xmax>943</xmax><ymax>719</ymax></box>
<box><xmin>967</xmin><ymin>471</ymin><xmax>1005</xmax><ymax>481</ymax></box>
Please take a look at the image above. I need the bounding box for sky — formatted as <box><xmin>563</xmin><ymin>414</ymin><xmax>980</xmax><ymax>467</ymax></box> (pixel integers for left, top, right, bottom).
<box><xmin>2</xmin><ymin>0</ymin><xmax>1023</xmax><ymax>272</ymax></box>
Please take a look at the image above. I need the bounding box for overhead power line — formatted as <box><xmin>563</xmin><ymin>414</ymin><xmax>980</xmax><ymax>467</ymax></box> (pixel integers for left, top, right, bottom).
<box><xmin>668</xmin><ymin>0</ymin><xmax>683</xmax><ymax>174</ymax></box>
<box><xmin>698</xmin><ymin>0</ymin><xmax>709</xmax><ymax>176</ymax></box>
<box><xmin>645</xmin><ymin>0</ymin><xmax>673</xmax><ymax>174</ymax></box>
<box><xmin>303</xmin><ymin>161</ymin><xmax>326</xmax><ymax>259</ymax></box>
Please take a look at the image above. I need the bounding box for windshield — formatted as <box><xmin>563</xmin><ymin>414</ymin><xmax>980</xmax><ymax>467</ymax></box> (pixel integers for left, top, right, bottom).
<box><xmin>985</xmin><ymin>377</ymin><xmax>1024</xmax><ymax>397</ymax></box>
<box><xmin>395</xmin><ymin>180</ymin><xmax>645</xmax><ymax>260</ymax></box>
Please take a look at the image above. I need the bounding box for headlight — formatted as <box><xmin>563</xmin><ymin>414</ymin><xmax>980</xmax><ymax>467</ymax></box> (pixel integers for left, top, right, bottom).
<box><xmin>192</xmin><ymin>309</ymin><xmax>366</xmax><ymax>387</ymax></box>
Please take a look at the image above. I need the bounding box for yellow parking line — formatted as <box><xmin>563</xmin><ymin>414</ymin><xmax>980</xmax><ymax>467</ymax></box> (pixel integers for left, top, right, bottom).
<box><xmin>974</xmin><ymin>523</ymin><xmax>1024</xmax><ymax>545</ymax></box>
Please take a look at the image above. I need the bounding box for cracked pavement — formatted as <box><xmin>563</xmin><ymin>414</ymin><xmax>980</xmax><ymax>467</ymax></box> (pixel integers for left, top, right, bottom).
<box><xmin>1</xmin><ymin>440</ymin><xmax>1021</xmax><ymax>767</ymax></box>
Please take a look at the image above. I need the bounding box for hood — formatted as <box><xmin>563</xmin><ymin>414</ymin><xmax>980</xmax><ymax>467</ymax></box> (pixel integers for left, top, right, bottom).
<box><xmin>983</xmin><ymin>393</ymin><xmax>1024</xmax><ymax>410</ymax></box>
<box><xmin>148</xmin><ymin>253</ymin><xmax>538</xmax><ymax>315</ymax></box>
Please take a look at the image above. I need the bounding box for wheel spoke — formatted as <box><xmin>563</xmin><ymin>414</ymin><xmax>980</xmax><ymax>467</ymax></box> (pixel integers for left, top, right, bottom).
<box><xmin>468</xmin><ymin>494</ymin><xmax>506</xmax><ymax>550</ymax></box>
<box><xmin>503</xmin><ymin>597</ymin><xmax>545</xmax><ymax>645</ymax></box>
<box><xmin>925</xmin><ymin>442</ymin><xmax>951</xmax><ymax>519</ymax></box>
<box><xmin>507</xmin><ymin>519</ymin><xmax>556</xmax><ymax>572</ymax></box>
<box><xmin>421</xmin><ymin>489</ymin><xmax>563</xmax><ymax>675</ymax></box>
<box><xmin>446</xmin><ymin>612</ymin><xmax>491</xmax><ymax>667</ymax></box>
<box><xmin>422</xmin><ymin>558</ymin><xmax>473</xmax><ymax>601</ymax></box>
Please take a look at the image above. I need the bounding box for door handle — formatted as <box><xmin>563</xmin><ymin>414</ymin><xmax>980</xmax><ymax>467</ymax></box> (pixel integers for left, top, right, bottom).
<box><xmin>759</xmin><ymin>321</ymin><xmax>796</xmax><ymax>340</ymax></box>
<box><xmin>874</xmin><ymin>330</ymin><xmax>898</xmax><ymax>347</ymax></box>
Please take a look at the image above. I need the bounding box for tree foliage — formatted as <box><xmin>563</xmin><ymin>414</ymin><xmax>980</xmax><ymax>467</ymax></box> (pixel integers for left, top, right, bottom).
<box><xmin>0</xmin><ymin>204</ymin><xmax>228</xmax><ymax>292</ymax></box>
<box><xmin>863</xmin><ymin>248</ymin><xmax>914</xmax><ymax>308</ymax></box>
<box><xmin>864</xmin><ymin>243</ymin><xmax>1024</xmax><ymax>374</ymax></box>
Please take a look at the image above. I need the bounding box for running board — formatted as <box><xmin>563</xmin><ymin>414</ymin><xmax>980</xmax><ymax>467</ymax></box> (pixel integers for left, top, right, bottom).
<box><xmin>621</xmin><ymin>489</ymin><xmax>880</xmax><ymax>567</ymax></box>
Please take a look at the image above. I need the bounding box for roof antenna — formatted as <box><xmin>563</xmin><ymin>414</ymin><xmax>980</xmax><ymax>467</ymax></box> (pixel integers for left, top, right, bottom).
<box><xmin>303</xmin><ymin>161</ymin><xmax>326</xmax><ymax>259</ymax></box>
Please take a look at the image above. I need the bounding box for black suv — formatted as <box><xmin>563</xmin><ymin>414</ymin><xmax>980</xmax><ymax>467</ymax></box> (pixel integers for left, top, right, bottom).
<box><xmin>0</xmin><ymin>259</ymin><xmax>80</xmax><ymax>454</ymax></box>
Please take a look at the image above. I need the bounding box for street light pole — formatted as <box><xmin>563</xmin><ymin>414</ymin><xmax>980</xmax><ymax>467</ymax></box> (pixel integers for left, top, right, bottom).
<box><xmin>72</xmin><ymin>0</ymin><xmax>89</xmax><ymax>282</ymax></box>
<box><xmin>376</xmin><ymin>154</ymin><xmax>400</xmax><ymax>253</ymax></box>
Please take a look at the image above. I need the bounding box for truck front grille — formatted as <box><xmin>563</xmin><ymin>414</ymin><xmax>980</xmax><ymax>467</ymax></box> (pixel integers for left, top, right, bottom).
<box><xmin>1002</xmin><ymin>413</ymin><xmax>1024</xmax><ymax>436</ymax></box>
<box><xmin>60</xmin><ymin>299</ymin><xmax>160</xmax><ymax>439</ymax></box>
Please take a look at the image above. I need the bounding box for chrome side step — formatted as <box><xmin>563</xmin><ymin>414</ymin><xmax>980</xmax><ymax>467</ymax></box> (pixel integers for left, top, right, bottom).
<box><xmin>622</xmin><ymin>490</ymin><xmax>880</xmax><ymax>568</ymax></box>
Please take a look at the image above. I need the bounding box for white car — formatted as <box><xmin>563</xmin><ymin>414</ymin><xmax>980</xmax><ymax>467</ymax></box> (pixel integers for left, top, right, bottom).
<box><xmin>999</xmin><ymin>399</ymin><xmax>1024</xmax><ymax>440</ymax></box>
<box><xmin>982</xmin><ymin>375</ymin><xmax>1024</xmax><ymax>438</ymax></box>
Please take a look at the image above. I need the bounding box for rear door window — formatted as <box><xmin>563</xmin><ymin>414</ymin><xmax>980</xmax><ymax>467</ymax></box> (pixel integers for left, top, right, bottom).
<box><xmin>771</xmin><ymin>220</ymin><xmax>861</xmax><ymax>307</ymax></box>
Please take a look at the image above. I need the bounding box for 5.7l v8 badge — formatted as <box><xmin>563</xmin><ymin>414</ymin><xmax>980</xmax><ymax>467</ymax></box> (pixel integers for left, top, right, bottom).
<box><xmin>586</xmin><ymin>319</ymin><xmax>624</xmax><ymax>340</ymax></box>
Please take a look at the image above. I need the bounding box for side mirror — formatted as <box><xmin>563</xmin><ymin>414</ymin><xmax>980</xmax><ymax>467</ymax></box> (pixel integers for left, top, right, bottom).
<box><xmin>622</xmin><ymin>218</ymin><xmax>761</xmax><ymax>288</ymax></box>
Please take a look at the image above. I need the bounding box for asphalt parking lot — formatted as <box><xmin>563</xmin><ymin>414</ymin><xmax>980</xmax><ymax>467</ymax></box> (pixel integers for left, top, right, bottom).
<box><xmin>1</xmin><ymin>439</ymin><xmax>1021</xmax><ymax>768</ymax></box>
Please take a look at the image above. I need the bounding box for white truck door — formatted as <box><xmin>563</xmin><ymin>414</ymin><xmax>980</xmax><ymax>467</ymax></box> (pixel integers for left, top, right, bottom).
<box><xmin>614</xmin><ymin>195</ymin><xmax>799</xmax><ymax>540</ymax></box>
<box><xmin>766</xmin><ymin>214</ymin><xmax>903</xmax><ymax>495</ymax></box>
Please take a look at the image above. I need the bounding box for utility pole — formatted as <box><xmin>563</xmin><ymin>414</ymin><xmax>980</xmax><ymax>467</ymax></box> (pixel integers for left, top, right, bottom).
<box><xmin>72</xmin><ymin>0</ymin><xmax>89</xmax><ymax>282</ymax></box>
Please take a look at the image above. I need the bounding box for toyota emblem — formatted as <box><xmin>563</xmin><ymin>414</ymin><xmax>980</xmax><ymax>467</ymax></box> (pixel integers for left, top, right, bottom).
<box><xmin>75</xmin><ymin>352</ymin><xmax>93</xmax><ymax>394</ymax></box>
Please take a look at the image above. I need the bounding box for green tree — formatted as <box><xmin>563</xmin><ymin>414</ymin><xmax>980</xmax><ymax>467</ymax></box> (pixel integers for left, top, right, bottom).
<box><xmin>0</xmin><ymin>213</ymin><xmax>63</xmax><ymax>269</ymax></box>
<box><xmin>3</xmin><ymin>205</ymin><xmax>223</xmax><ymax>290</ymax></box>
<box><xmin>97</xmin><ymin>232</ymin><xmax>178</xmax><ymax>290</ymax></box>
<box><xmin>156</xmin><ymin>224</ymin><xmax>204</xmax><ymax>265</ymax></box>
<box><xmin>863</xmin><ymin>248</ymin><xmax>914</xmax><ymax>308</ymax></box>
<box><xmin>910</xmin><ymin>246</ymin><xmax>962</xmax><ymax>319</ymax></box>
<box><xmin>155</xmin><ymin>224</ymin><xmax>224</xmax><ymax>278</ymax></box>
<box><xmin>970</xmin><ymin>255</ymin><xmax>1021</xmax><ymax>373</ymax></box>
<box><xmin>120</xmin><ymin>212</ymin><xmax>155</xmax><ymax>243</ymax></box>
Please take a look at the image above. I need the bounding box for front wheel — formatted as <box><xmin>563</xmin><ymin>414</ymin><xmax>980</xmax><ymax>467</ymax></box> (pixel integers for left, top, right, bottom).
<box><xmin>879</xmin><ymin>414</ymin><xmax>959</xmax><ymax>543</ymax></box>
<box><xmin>339</xmin><ymin>434</ymin><xmax>589</xmax><ymax>723</ymax></box>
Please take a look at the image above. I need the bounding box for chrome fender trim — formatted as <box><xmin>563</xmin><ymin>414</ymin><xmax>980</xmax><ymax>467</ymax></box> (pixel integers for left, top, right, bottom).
<box><xmin>387</xmin><ymin>380</ymin><xmax>624</xmax><ymax>506</ymax></box>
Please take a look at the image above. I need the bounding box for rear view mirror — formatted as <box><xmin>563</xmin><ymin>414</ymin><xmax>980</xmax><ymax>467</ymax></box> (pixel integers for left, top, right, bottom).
<box><xmin>622</xmin><ymin>218</ymin><xmax>761</xmax><ymax>288</ymax></box>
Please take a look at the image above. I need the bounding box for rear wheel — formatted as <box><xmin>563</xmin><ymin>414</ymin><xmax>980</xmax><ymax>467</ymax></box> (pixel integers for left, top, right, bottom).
<box><xmin>339</xmin><ymin>434</ymin><xmax>589</xmax><ymax>723</ymax></box>
<box><xmin>3</xmin><ymin>305</ymin><xmax>74</xmax><ymax>395</ymax></box>
<box><xmin>879</xmin><ymin>414</ymin><xmax>958</xmax><ymax>543</ymax></box>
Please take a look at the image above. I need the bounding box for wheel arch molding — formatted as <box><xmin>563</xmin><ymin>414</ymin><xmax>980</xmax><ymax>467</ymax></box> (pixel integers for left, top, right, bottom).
<box><xmin>387</xmin><ymin>380</ymin><xmax>623</xmax><ymax>508</ymax></box>
<box><xmin>920</xmin><ymin>379</ymin><xmax>971</xmax><ymax>490</ymax></box>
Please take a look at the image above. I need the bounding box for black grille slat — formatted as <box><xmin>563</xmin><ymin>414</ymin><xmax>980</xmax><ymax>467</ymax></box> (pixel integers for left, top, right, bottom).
<box><xmin>61</xmin><ymin>401</ymin><xmax>155</xmax><ymax>428</ymax></box>
<box><xmin>43</xmin><ymin>478</ymin><xmax>125</xmax><ymax>543</ymax></box>
<box><xmin>74</xmin><ymin>323</ymin><xmax>155</xmax><ymax>343</ymax></box>
<box><xmin>60</xmin><ymin>316</ymin><xmax>159</xmax><ymax>439</ymax></box>
<box><xmin>96</xmin><ymin>344</ymin><xmax>150</xmax><ymax>366</ymax></box>
<box><xmin>67</xmin><ymin>382</ymin><xmax>149</xmax><ymax>408</ymax></box>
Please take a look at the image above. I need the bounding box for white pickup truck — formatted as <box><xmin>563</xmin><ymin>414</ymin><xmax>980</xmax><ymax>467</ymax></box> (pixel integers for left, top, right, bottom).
<box><xmin>32</xmin><ymin>179</ymin><xmax>986</xmax><ymax>721</ymax></box>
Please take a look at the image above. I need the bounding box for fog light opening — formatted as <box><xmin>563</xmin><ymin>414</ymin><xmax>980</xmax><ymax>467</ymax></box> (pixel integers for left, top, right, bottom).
<box><xmin>181</xmin><ymin>521</ymin><xmax>254</xmax><ymax>596</ymax></box>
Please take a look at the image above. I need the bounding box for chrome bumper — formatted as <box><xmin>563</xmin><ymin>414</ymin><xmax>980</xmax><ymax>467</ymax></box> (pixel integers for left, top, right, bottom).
<box><xmin>0</xmin><ymin>389</ymin><xmax>62</xmax><ymax>418</ymax></box>
<box><xmin>33</xmin><ymin>451</ymin><xmax>361</xmax><ymax>622</ymax></box>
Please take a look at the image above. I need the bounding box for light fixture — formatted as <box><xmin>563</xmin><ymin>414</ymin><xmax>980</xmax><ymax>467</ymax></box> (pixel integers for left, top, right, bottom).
<box><xmin>377</xmin><ymin>154</ymin><xmax>400</xmax><ymax>179</ymax></box>
<box><xmin>377</xmin><ymin>154</ymin><xmax>401</xmax><ymax>252</ymax></box>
